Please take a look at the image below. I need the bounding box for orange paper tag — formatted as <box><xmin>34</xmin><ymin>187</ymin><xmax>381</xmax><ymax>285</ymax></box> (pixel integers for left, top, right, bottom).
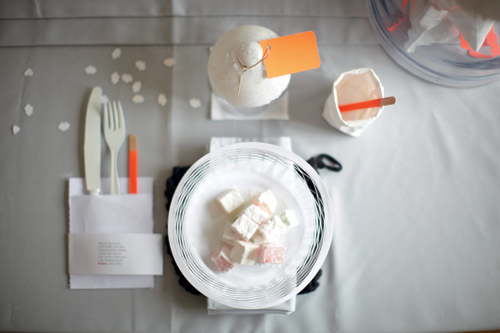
<box><xmin>260</xmin><ymin>31</ymin><xmax>321</xmax><ymax>79</ymax></box>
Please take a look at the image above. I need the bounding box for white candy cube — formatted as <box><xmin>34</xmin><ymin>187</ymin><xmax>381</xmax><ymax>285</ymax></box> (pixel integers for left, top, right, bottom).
<box><xmin>230</xmin><ymin>240</ymin><xmax>260</xmax><ymax>265</ymax></box>
<box><xmin>217</xmin><ymin>189</ymin><xmax>245</xmax><ymax>213</ymax></box>
<box><xmin>253</xmin><ymin>189</ymin><xmax>278</xmax><ymax>214</ymax></box>
<box><xmin>221</xmin><ymin>221</ymin><xmax>241</xmax><ymax>245</ymax></box>
<box><xmin>231</xmin><ymin>214</ymin><xmax>259</xmax><ymax>241</ymax></box>
<box><xmin>249</xmin><ymin>230</ymin><xmax>268</xmax><ymax>245</ymax></box>
<box><xmin>279</xmin><ymin>209</ymin><xmax>298</xmax><ymax>228</ymax></box>
<box><xmin>241</xmin><ymin>204</ymin><xmax>270</xmax><ymax>225</ymax></box>
<box><xmin>252</xmin><ymin>228</ymin><xmax>287</xmax><ymax>245</ymax></box>
<box><xmin>255</xmin><ymin>215</ymin><xmax>287</xmax><ymax>244</ymax></box>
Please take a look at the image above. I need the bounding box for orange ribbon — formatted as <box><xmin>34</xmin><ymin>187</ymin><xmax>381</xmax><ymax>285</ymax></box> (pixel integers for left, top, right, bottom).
<box><xmin>459</xmin><ymin>26</ymin><xmax>500</xmax><ymax>59</ymax></box>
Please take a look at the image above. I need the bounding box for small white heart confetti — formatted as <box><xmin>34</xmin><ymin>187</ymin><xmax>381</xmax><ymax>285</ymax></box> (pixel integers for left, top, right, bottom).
<box><xmin>111</xmin><ymin>48</ymin><xmax>122</xmax><ymax>59</ymax></box>
<box><xmin>121</xmin><ymin>73</ymin><xmax>133</xmax><ymax>83</ymax></box>
<box><xmin>12</xmin><ymin>125</ymin><xmax>20</xmax><ymax>134</ymax></box>
<box><xmin>158</xmin><ymin>94</ymin><xmax>168</xmax><ymax>106</ymax></box>
<box><xmin>101</xmin><ymin>95</ymin><xmax>110</xmax><ymax>104</ymax></box>
<box><xmin>132</xmin><ymin>81</ymin><xmax>142</xmax><ymax>93</ymax></box>
<box><xmin>132</xmin><ymin>94</ymin><xmax>145</xmax><ymax>104</ymax></box>
<box><xmin>135</xmin><ymin>60</ymin><xmax>146</xmax><ymax>71</ymax></box>
<box><xmin>24</xmin><ymin>104</ymin><xmax>34</xmax><ymax>116</ymax></box>
<box><xmin>85</xmin><ymin>65</ymin><xmax>97</xmax><ymax>75</ymax></box>
<box><xmin>163</xmin><ymin>58</ymin><xmax>175</xmax><ymax>67</ymax></box>
<box><xmin>111</xmin><ymin>72</ymin><xmax>120</xmax><ymax>84</ymax></box>
<box><xmin>24</xmin><ymin>68</ymin><xmax>34</xmax><ymax>77</ymax></box>
<box><xmin>58</xmin><ymin>122</ymin><xmax>70</xmax><ymax>132</ymax></box>
<box><xmin>189</xmin><ymin>98</ymin><xmax>201</xmax><ymax>109</ymax></box>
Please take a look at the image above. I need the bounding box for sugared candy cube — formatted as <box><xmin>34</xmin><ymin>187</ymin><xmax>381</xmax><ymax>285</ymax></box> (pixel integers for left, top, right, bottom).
<box><xmin>217</xmin><ymin>189</ymin><xmax>245</xmax><ymax>213</ymax></box>
<box><xmin>230</xmin><ymin>240</ymin><xmax>260</xmax><ymax>265</ymax></box>
<box><xmin>241</xmin><ymin>204</ymin><xmax>270</xmax><ymax>225</ymax></box>
<box><xmin>255</xmin><ymin>215</ymin><xmax>287</xmax><ymax>244</ymax></box>
<box><xmin>211</xmin><ymin>245</ymin><xmax>235</xmax><ymax>273</ymax></box>
<box><xmin>221</xmin><ymin>221</ymin><xmax>241</xmax><ymax>245</ymax></box>
<box><xmin>231</xmin><ymin>214</ymin><xmax>259</xmax><ymax>241</ymax></box>
<box><xmin>260</xmin><ymin>244</ymin><xmax>286</xmax><ymax>264</ymax></box>
<box><xmin>249</xmin><ymin>230</ymin><xmax>267</xmax><ymax>245</ymax></box>
<box><xmin>253</xmin><ymin>189</ymin><xmax>278</xmax><ymax>214</ymax></box>
<box><xmin>279</xmin><ymin>209</ymin><xmax>298</xmax><ymax>228</ymax></box>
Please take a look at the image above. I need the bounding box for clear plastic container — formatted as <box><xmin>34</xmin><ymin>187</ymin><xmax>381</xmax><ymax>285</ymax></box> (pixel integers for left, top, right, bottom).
<box><xmin>366</xmin><ymin>0</ymin><xmax>500</xmax><ymax>87</ymax></box>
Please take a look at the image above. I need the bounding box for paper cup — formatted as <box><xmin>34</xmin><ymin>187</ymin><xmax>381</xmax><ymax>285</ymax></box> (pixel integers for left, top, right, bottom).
<box><xmin>323</xmin><ymin>68</ymin><xmax>385</xmax><ymax>137</ymax></box>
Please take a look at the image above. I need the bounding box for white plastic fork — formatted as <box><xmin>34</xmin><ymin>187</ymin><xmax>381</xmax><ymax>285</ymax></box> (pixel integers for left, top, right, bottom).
<box><xmin>103</xmin><ymin>101</ymin><xmax>126</xmax><ymax>194</ymax></box>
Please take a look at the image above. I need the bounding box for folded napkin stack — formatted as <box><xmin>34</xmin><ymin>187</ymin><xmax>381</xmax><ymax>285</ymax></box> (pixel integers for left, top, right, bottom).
<box><xmin>68</xmin><ymin>177</ymin><xmax>156</xmax><ymax>289</ymax></box>
<box><xmin>210</xmin><ymin>92</ymin><xmax>289</xmax><ymax>120</ymax></box>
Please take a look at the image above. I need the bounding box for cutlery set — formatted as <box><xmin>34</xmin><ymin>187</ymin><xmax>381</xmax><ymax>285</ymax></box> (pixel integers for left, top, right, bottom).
<box><xmin>84</xmin><ymin>86</ymin><xmax>128</xmax><ymax>195</ymax></box>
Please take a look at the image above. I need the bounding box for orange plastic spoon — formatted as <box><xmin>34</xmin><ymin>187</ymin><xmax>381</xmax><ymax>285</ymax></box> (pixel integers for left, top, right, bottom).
<box><xmin>339</xmin><ymin>96</ymin><xmax>396</xmax><ymax>113</ymax></box>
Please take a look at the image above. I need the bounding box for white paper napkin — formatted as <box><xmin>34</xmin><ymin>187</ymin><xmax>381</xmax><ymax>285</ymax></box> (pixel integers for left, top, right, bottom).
<box><xmin>68</xmin><ymin>177</ymin><xmax>155</xmax><ymax>289</ymax></box>
<box><xmin>207</xmin><ymin>297</ymin><xmax>296</xmax><ymax>315</ymax></box>
<box><xmin>445</xmin><ymin>1</ymin><xmax>495</xmax><ymax>52</ymax></box>
<box><xmin>210</xmin><ymin>91</ymin><xmax>289</xmax><ymax>120</ymax></box>
<box><xmin>404</xmin><ymin>1</ymin><xmax>459</xmax><ymax>53</ymax></box>
<box><xmin>404</xmin><ymin>0</ymin><xmax>496</xmax><ymax>53</ymax></box>
<box><xmin>209</xmin><ymin>137</ymin><xmax>292</xmax><ymax>152</ymax></box>
<box><xmin>206</xmin><ymin>136</ymin><xmax>296</xmax><ymax>315</ymax></box>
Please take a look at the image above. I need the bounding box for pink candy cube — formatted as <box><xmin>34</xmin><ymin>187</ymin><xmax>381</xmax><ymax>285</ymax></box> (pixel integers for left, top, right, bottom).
<box><xmin>211</xmin><ymin>245</ymin><xmax>235</xmax><ymax>273</ymax></box>
<box><xmin>260</xmin><ymin>244</ymin><xmax>286</xmax><ymax>264</ymax></box>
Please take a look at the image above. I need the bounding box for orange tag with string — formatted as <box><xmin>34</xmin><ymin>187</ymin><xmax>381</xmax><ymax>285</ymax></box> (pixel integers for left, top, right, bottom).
<box><xmin>260</xmin><ymin>31</ymin><xmax>321</xmax><ymax>79</ymax></box>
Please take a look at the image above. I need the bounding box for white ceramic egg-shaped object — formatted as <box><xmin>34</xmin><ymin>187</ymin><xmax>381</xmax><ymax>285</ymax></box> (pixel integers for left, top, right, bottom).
<box><xmin>208</xmin><ymin>25</ymin><xmax>291</xmax><ymax>108</ymax></box>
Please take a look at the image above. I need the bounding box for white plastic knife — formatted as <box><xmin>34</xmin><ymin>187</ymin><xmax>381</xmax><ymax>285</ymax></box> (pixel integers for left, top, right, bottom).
<box><xmin>84</xmin><ymin>86</ymin><xmax>102</xmax><ymax>195</ymax></box>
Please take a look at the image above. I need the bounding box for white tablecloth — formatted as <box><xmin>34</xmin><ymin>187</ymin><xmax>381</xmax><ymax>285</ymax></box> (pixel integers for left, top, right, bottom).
<box><xmin>1</xmin><ymin>0</ymin><xmax>500</xmax><ymax>332</ymax></box>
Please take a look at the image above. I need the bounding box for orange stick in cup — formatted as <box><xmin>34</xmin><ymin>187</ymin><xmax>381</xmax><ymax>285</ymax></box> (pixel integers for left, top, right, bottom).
<box><xmin>339</xmin><ymin>96</ymin><xmax>396</xmax><ymax>113</ymax></box>
<box><xmin>129</xmin><ymin>134</ymin><xmax>138</xmax><ymax>194</ymax></box>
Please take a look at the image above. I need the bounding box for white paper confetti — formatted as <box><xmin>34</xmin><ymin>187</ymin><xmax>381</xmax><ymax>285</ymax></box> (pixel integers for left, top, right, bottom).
<box><xmin>58</xmin><ymin>122</ymin><xmax>70</xmax><ymax>132</ymax></box>
<box><xmin>85</xmin><ymin>65</ymin><xmax>97</xmax><ymax>75</ymax></box>
<box><xmin>24</xmin><ymin>68</ymin><xmax>34</xmax><ymax>77</ymax></box>
<box><xmin>12</xmin><ymin>125</ymin><xmax>20</xmax><ymax>134</ymax></box>
<box><xmin>111</xmin><ymin>48</ymin><xmax>122</xmax><ymax>59</ymax></box>
<box><xmin>132</xmin><ymin>94</ymin><xmax>145</xmax><ymax>104</ymax></box>
<box><xmin>135</xmin><ymin>60</ymin><xmax>146</xmax><ymax>71</ymax></box>
<box><xmin>163</xmin><ymin>58</ymin><xmax>175</xmax><ymax>67</ymax></box>
<box><xmin>121</xmin><ymin>73</ymin><xmax>133</xmax><ymax>83</ymax></box>
<box><xmin>101</xmin><ymin>95</ymin><xmax>110</xmax><ymax>104</ymax></box>
<box><xmin>24</xmin><ymin>104</ymin><xmax>33</xmax><ymax>116</ymax></box>
<box><xmin>111</xmin><ymin>72</ymin><xmax>120</xmax><ymax>84</ymax></box>
<box><xmin>132</xmin><ymin>81</ymin><xmax>142</xmax><ymax>93</ymax></box>
<box><xmin>158</xmin><ymin>94</ymin><xmax>168</xmax><ymax>106</ymax></box>
<box><xmin>189</xmin><ymin>98</ymin><xmax>201</xmax><ymax>109</ymax></box>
